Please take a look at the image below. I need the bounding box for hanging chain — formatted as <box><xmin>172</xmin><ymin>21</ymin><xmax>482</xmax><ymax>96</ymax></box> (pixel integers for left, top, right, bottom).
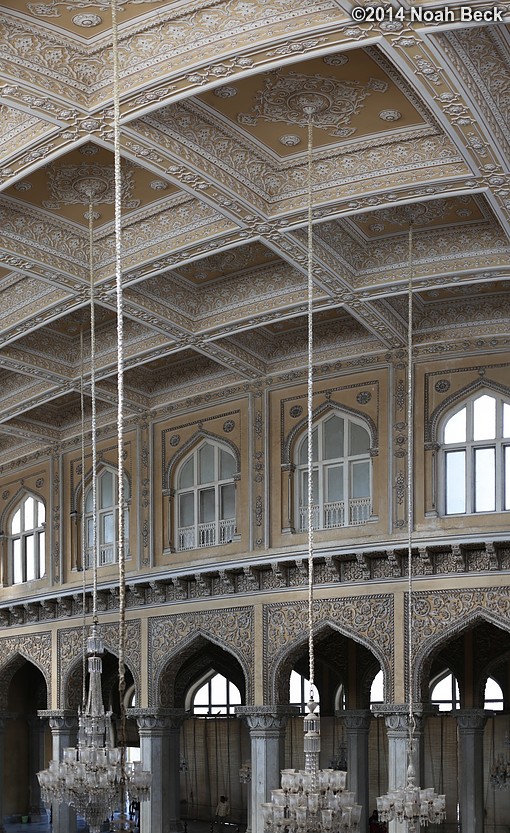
<box><xmin>80</xmin><ymin>326</ymin><xmax>87</xmax><ymax>711</ymax></box>
<box><xmin>111</xmin><ymin>0</ymin><xmax>127</xmax><ymax>796</ymax></box>
<box><xmin>306</xmin><ymin>112</ymin><xmax>315</xmax><ymax>699</ymax></box>
<box><xmin>89</xmin><ymin>200</ymin><xmax>99</xmax><ymax>627</ymax></box>
<box><xmin>407</xmin><ymin>222</ymin><xmax>415</xmax><ymax>745</ymax></box>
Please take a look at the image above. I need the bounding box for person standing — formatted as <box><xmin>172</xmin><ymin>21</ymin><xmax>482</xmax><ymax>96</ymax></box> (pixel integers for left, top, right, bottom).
<box><xmin>215</xmin><ymin>795</ymin><xmax>230</xmax><ymax>829</ymax></box>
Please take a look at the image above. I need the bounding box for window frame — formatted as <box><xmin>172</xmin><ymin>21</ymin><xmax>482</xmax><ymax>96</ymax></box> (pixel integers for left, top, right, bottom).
<box><xmin>83</xmin><ymin>467</ymin><xmax>130</xmax><ymax>568</ymax></box>
<box><xmin>439</xmin><ymin>392</ymin><xmax>510</xmax><ymax>516</ymax></box>
<box><xmin>9</xmin><ymin>493</ymin><xmax>46</xmax><ymax>585</ymax></box>
<box><xmin>175</xmin><ymin>440</ymin><xmax>237</xmax><ymax>552</ymax></box>
<box><xmin>295</xmin><ymin>411</ymin><xmax>372</xmax><ymax>532</ymax></box>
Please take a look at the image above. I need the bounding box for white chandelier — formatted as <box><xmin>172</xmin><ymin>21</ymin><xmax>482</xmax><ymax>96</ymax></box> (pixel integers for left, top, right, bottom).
<box><xmin>375</xmin><ymin>223</ymin><xmax>445</xmax><ymax>831</ymax></box>
<box><xmin>260</xmin><ymin>102</ymin><xmax>361</xmax><ymax>833</ymax></box>
<box><xmin>38</xmin><ymin>629</ymin><xmax>151</xmax><ymax>833</ymax></box>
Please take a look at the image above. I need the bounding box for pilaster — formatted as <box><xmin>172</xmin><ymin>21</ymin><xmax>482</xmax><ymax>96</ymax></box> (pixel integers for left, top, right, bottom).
<box><xmin>456</xmin><ymin>709</ymin><xmax>488</xmax><ymax>833</ymax></box>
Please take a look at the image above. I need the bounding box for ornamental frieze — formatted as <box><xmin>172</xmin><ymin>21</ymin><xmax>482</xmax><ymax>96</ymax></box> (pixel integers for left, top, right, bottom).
<box><xmin>410</xmin><ymin>587</ymin><xmax>510</xmax><ymax>701</ymax></box>
<box><xmin>0</xmin><ymin>632</ymin><xmax>52</xmax><ymax>709</ymax></box>
<box><xmin>264</xmin><ymin>595</ymin><xmax>393</xmax><ymax>704</ymax></box>
<box><xmin>58</xmin><ymin>620</ymin><xmax>141</xmax><ymax>709</ymax></box>
<box><xmin>148</xmin><ymin>607</ymin><xmax>254</xmax><ymax>707</ymax></box>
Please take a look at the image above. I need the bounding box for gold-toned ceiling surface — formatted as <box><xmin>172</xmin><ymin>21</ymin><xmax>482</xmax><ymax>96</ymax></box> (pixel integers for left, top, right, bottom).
<box><xmin>0</xmin><ymin>0</ymin><xmax>509</xmax><ymax>459</ymax></box>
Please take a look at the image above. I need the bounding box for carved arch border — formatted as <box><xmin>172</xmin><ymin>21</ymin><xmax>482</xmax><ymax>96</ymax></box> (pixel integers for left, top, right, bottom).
<box><xmin>71</xmin><ymin>460</ymin><xmax>133</xmax><ymax>514</ymax></box>
<box><xmin>58</xmin><ymin>620</ymin><xmax>141</xmax><ymax>709</ymax></box>
<box><xmin>264</xmin><ymin>594</ymin><xmax>393</xmax><ymax>704</ymax></box>
<box><xmin>0</xmin><ymin>486</ymin><xmax>46</xmax><ymax>533</ymax></box>
<box><xmin>411</xmin><ymin>587</ymin><xmax>510</xmax><ymax>702</ymax></box>
<box><xmin>282</xmin><ymin>399</ymin><xmax>378</xmax><ymax>466</ymax></box>
<box><xmin>165</xmin><ymin>428</ymin><xmax>241</xmax><ymax>490</ymax></box>
<box><xmin>427</xmin><ymin>377</ymin><xmax>510</xmax><ymax>444</ymax></box>
<box><xmin>148</xmin><ymin>606</ymin><xmax>254</xmax><ymax>707</ymax></box>
<box><xmin>0</xmin><ymin>632</ymin><xmax>52</xmax><ymax>709</ymax></box>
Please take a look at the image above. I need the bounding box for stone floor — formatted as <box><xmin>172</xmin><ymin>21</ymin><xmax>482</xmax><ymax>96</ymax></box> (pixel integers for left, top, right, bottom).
<box><xmin>4</xmin><ymin>816</ymin><xmax>240</xmax><ymax>833</ymax></box>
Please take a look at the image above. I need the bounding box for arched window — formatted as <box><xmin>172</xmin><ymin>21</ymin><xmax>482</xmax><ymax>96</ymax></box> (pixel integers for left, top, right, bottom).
<box><xmin>441</xmin><ymin>392</ymin><xmax>510</xmax><ymax>515</ymax></box>
<box><xmin>84</xmin><ymin>468</ymin><xmax>129</xmax><ymax>568</ymax></box>
<box><xmin>290</xmin><ymin>670</ymin><xmax>320</xmax><ymax>709</ymax></box>
<box><xmin>10</xmin><ymin>494</ymin><xmax>45</xmax><ymax>584</ymax></box>
<box><xmin>176</xmin><ymin>440</ymin><xmax>236</xmax><ymax>551</ymax></box>
<box><xmin>296</xmin><ymin>412</ymin><xmax>372</xmax><ymax>531</ymax></box>
<box><xmin>189</xmin><ymin>671</ymin><xmax>241</xmax><ymax>715</ymax></box>
<box><xmin>430</xmin><ymin>671</ymin><xmax>460</xmax><ymax>711</ymax></box>
<box><xmin>484</xmin><ymin>677</ymin><xmax>504</xmax><ymax>710</ymax></box>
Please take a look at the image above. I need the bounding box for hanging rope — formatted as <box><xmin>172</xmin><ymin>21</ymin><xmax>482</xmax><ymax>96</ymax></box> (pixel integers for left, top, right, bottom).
<box><xmin>407</xmin><ymin>222</ymin><xmax>416</xmax><ymax>745</ymax></box>
<box><xmin>80</xmin><ymin>325</ymin><xmax>87</xmax><ymax>711</ymax></box>
<box><xmin>111</xmin><ymin>0</ymin><xmax>128</xmax><ymax>798</ymax></box>
<box><xmin>306</xmin><ymin>112</ymin><xmax>315</xmax><ymax>700</ymax></box>
<box><xmin>89</xmin><ymin>200</ymin><xmax>99</xmax><ymax>627</ymax></box>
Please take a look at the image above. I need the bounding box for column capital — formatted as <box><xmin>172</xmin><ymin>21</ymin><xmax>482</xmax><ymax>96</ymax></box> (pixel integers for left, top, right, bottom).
<box><xmin>129</xmin><ymin>708</ymin><xmax>186</xmax><ymax>732</ymax></box>
<box><xmin>455</xmin><ymin>709</ymin><xmax>489</xmax><ymax>731</ymax></box>
<box><xmin>38</xmin><ymin>710</ymin><xmax>79</xmax><ymax>732</ymax></box>
<box><xmin>372</xmin><ymin>704</ymin><xmax>437</xmax><ymax>733</ymax></box>
<box><xmin>340</xmin><ymin>709</ymin><xmax>372</xmax><ymax>731</ymax></box>
<box><xmin>236</xmin><ymin>705</ymin><xmax>300</xmax><ymax>732</ymax></box>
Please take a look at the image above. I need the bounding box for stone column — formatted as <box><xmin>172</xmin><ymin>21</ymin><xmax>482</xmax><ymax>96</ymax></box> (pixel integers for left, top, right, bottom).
<box><xmin>456</xmin><ymin>709</ymin><xmax>488</xmax><ymax>833</ymax></box>
<box><xmin>342</xmin><ymin>710</ymin><xmax>371</xmax><ymax>833</ymax></box>
<box><xmin>0</xmin><ymin>714</ymin><xmax>8</xmax><ymax>832</ymax></box>
<box><xmin>131</xmin><ymin>708</ymin><xmax>186</xmax><ymax>833</ymax></box>
<box><xmin>236</xmin><ymin>706</ymin><xmax>299</xmax><ymax>833</ymax></box>
<box><xmin>38</xmin><ymin>710</ymin><xmax>78</xmax><ymax>833</ymax></box>
<box><xmin>28</xmin><ymin>716</ymin><xmax>47</xmax><ymax>821</ymax></box>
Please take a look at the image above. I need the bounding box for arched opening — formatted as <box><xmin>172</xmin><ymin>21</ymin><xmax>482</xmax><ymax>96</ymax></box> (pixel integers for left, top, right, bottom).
<box><xmin>160</xmin><ymin>637</ymin><xmax>249</xmax><ymax>828</ymax></box>
<box><xmin>4</xmin><ymin>658</ymin><xmax>48</xmax><ymax>821</ymax></box>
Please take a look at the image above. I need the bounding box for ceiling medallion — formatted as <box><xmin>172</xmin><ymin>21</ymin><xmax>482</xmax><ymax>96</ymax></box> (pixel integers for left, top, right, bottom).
<box><xmin>84</xmin><ymin>210</ymin><xmax>101</xmax><ymax>221</ymax></box>
<box><xmin>237</xmin><ymin>70</ymin><xmax>388</xmax><ymax>137</ymax></box>
<box><xmin>214</xmin><ymin>86</ymin><xmax>238</xmax><ymax>98</ymax></box>
<box><xmin>279</xmin><ymin>135</ymin><xmax>301</xmax><ymax>147</ymax></box>
<box><xmin>379</xmin><ymin>109</ymin><xmax>402</xmax><ymax>121</ymax></box>
<box><xmin>45</xmin><ymin>164</ymin><xmax>138</xmax><ymax>207</ymax></box>
<box><xmin>72</xmin><ymin>13</ymin><xmax>102</xmax><ymax>26</ymax></box>
<box><xmin>323</xmin><ymin>54</ymin><xmax>349</xmax><ymax>66</ymax></box>
<box><xmin>80</xmin><ymin>143</ymin><xmax>99</xmax><ymax>156</ymax></box>
<box><xmin>13</xmin><ymin>181</ymin><xmax>32</xmax><ymax>191</ymax></box>
<box><xmin>150</xmin><ymin>180</ymin><xmax>168</xmax><ymax>191</ymax></box>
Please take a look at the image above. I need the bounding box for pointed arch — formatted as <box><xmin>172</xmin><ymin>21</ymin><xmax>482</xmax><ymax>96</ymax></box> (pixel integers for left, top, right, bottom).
<box><xmin>0</xmin><ymin>651</ymin><xmax>49</xmax><ymax>710</ymax></box>
<box><xmin>428</xmin><ymin>377</ymin><xmax>510</xmax><ymax>443</ymax></box>
<box><xmin>269</xmin><ymin>618</ymin><xmax>388</xmax><ymax>708</ymax></box>
<box><xmin>72</xmin><ymin>460</ymin><xmax>132</xmax><ymax>513</ymax></box>
<box><xmin>155</xmin><ymin>629</ymin><xmax>250</xmax><ymax>709</ymax></box>
<box><xmin>166</xmin><ymin>429</ymin><xmax>240</xmax><ymax>489</ymax></box>
<box><xmin>282</xmin><ymin>399</ymin><xmax>378</xmax><ymax>466</ymax></box>
<box><xmin>169</xmin><ymin>431</ymin><xmax>239</xmax><ymax>551</ymax></box>
<box><xmin>2</xmin><ymin>490</ymin><xmax>46</xmax><ymax>585</ymax></box>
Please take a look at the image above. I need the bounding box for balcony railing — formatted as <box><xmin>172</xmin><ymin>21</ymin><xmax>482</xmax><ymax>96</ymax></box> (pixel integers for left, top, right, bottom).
<box><xmin>299</xmin><ymin>498</ymin><xmax>371</xmax><ymax>531</ymax></box>
<box><xmin>85</xmin><ymin>543</ymin><xmax>122</xmax><ymax>569</ymax></box>
<box><xmin>178</xmin><ymin>517</ymin><xmax>236</xmax><ymax>551</ymax></box>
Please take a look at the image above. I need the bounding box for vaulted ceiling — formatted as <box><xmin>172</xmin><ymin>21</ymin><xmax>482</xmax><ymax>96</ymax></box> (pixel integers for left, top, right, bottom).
<box><xmin>0</xmin><ymin>0</ymin><xmax>509</xmax><ymax>461</ymax></box>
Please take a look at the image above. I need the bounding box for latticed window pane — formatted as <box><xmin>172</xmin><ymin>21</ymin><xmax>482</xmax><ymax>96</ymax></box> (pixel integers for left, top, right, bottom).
<box><xmin>199</xmin><ymin>488</ymin><xmax>215</xmax><ymax>523</ymax></box>
<box><xmin>220</xmin><ymin>449</ymin><xmax>235</xmax><ymax>480</ymax></box>
<box><xmin>199</xmin><ymin>443</ymin><xmax>215</xmax><ymax>484</ymax></box>
<box><xmin>220</xmin><ymin>484</ymin><xmax>235</xmax><ymax>520</ymax></box>
<box><xmin>504</xmin><ymin>404</ymin><xmax>510</xmax><ymax>438</ymax></box>
<box><xmin>474</xmin><ymin>447</ymin><xmax>495</xmax><ymax>511</ymax></box>
<box><xmin>349</xmin><ymin>422</ymin><xmax>370</xmax><ymax>455</ymax></box>
<box><xmin>444</xmin><ymin>407</ymin><xmax>466</xmax><ymax>444</ymax></box>
<box><xmin>326</xmin><ymin>465</ymin><xmax>343</xmax><ymax>502</ymax></box>
<box><xmin>11</xmin><ymin>508</ymin><xmax>21</xmax><ymax>535</ymax></box>
<box><xmin>179</xmin><ymin>492</ymin><xmax>194</xmax><ymax>527</ymax></box>
<box><xmin>24</xmin><ymin>496</ymin><xmax>34</xmax><ymax>530</ymax></box>
<box><xmin>100</xmin><ymin>470</ymin><xmax>114</xmax><ymax>509</ymax></box>
<box><xmin>323</xmin><ymin>415</ymin><xmax>343</xmax><ymax>459</ymax></box>
<box><xmin>352</xmin><ymin>460</ymin><xmax>370</xmax><ymax>498</ymax></box>
<box><xmin>10</xmin><ymin>495</ymin><xmax>45</xmax><ymax>584</ymax></box>
<box><xmin>446</xmin><ymin>451</ymin><xmax>466</xmax><ymax>514</ymax></box>
<box><xmin>13</xmin><ymin>539</ymin><xmax>22</xmax><ymax>584</ymax></box>
<box><xmin>179</xmin><ymin>457</ymin><xmax>194</xmax><ymax>489</ymax></box>
<box><xmin>473</xmin><ymin>394</ymin><xmax>496</xmax><ymax>440</ymax></box>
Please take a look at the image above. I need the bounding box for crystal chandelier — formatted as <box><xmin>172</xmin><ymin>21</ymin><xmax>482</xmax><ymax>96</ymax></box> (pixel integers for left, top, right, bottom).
<box><xmin>38</xmin><ymin>628</ymin><xmax>151</xmax><ymax>833</ymax></box>
<box><xmin>375</xmin><ymin>223</ymin><xmax>445</xmax><ymax>831</ymax></box>
<box><xmin>260</xmin><ymin>102</ymin><xmax>361</xmax><ymax>833</ymax></box>
<box><xmin>489</xmin><ymin>726</ymin><xmax>510</xmax><ymax>789</ymax></box>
